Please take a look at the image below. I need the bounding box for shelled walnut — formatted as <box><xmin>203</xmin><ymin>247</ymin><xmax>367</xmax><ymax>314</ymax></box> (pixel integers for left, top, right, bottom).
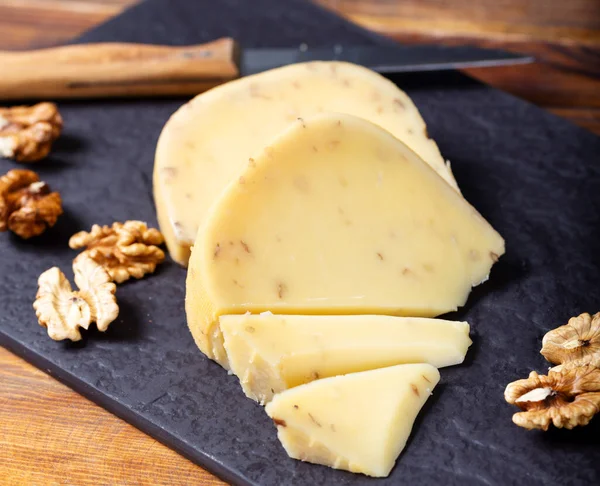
<box><xmin>0</xmin><ymin>169</ymin><xmax>63</xmax><ymax>238</ymax></box>
<box><xmin>504</xmin><ymin>366</ymin><xmax>600</xmax><ymax>430</ymax></box>
<box><xmin>541</xmin><ymin>312</ymin><xmax>600</xmax><ymax>371</ymax></box>
<box><xmin>69</xmin><ymin>220</ymin><xmax>165</xmax><ymax>283</ymax></box>
<box><xmin>505</xmin><ymin>311</ymin><xmax>600</xmax><ymax>430</ymax></box>
<box><xmin>33</xmin><ymin>255</ymin><xmax>119</xmax><ymax>341</ymax></box>
<box><xmin>0</xmin><ymin>102</ymin><xmax>63</xmax><ymax>162</ymax></box>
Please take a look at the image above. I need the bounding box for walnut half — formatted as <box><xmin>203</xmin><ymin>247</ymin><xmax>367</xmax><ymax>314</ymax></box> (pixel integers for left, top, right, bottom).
<box><xmin>69</xmin><ymin>220</ymin><xmax>165</xmax><ymax>283</ymax></box>
<box><xmin>0</xmin><ymin>102</ymin><xmax>63</xmax><ymax>162</ymax></box>
<box><xmin>504</xmin><ymin>366</ymin><xmax>600</xmax><ymax>430</ymax></box>
<box><xmin>541</xmin><ymin>312</ymin><xmax>600</xmax><ymax>371</ymax></box>
<box><xmin>0</xmin><ymin>169</ymin><xmax>63</xmax><ymax>238</ymax></box>
<box><xmin>33</xmin><ymin>255</ymin><xmax>119</xmax><ymax>341</ymax></box>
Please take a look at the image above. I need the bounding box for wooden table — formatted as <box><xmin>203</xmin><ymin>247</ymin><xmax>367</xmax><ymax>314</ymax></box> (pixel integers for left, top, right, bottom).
<box><xmin>1</xmin><ymin>1</ymin><xmax>598</xmax><ymax>484</ymax></box>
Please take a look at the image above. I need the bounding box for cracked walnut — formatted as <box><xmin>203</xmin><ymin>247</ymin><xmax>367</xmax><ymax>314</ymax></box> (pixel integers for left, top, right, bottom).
<box><xmin>33</xmin><ymin>255</ymin><xmax>119</xmax><ymax>341</ymax></box>
<box><xmin>0</xmin><ymin>102</ymin><xmax>63</xmax><ymax>162</ymax></box>
<box><xmin>69</xmin><ymin>220</ymin><xmax>165</xmax><ymax>283</ymax></box>
<box><xmin>505</xmin><ymin>366</ymin><xmax>600</xmax><ymax>430</ymax></box>
<box><xmin>0</xmin><ymin>169</ymin><xmax>63</xmax><ymax>238</ymax></box>
<box><xmin>541</xmin><ymin>312</ymin><xmax>600</xmax><ymax>371</ymax></box>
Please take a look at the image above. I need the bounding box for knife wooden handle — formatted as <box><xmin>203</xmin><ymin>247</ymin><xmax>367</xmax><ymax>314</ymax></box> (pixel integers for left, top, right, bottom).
<box><xmin>0</xmin><ymin>38</ymin><xmax>240</xmax><ymax>100</ymax></box>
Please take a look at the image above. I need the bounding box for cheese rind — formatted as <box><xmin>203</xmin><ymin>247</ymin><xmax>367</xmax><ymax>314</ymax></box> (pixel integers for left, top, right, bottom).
<box><xmin>220</xmin><ymin>312</ymin><xmax>471</xmax><ymax>404</ymax></box>
<box><xmin>265</xmin><ymin>364</ymin><xmax>440</xmax><ymax>477</ymax></box>
<box><xmin>154</xmin><ymin>61</ymin><xmax>458</xmax><ymax>266</ymax></box>
<box><xmin>186</xmin><ymin>113</ymin><xmax>504</xmax><ymax>366</ymax></box>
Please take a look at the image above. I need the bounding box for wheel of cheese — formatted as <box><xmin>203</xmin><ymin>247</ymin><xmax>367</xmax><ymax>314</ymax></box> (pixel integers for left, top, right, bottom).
<box><xmin>154</xmin><ymin>61</ymin><xmax>458</xmax><ymax>266</ymax></box>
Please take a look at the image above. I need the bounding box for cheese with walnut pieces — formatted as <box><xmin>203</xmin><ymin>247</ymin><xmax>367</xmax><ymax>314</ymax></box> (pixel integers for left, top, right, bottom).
<box><xmin>154</xmin><ymin>61</ymin><xmax>458</xmax><ymax>266</ymax></box>
<box><xmin>265</xmin><ymin>364</ymin><xmax>440</xmax><ymax>477</ymax></box>
<box><xmin>186</xmin><ymin>113</ymin><xmax>504</xmax><ymax>368</ymax></box>
<box><xmin>221</xmin><ymin>312</ymin><xmax>471</xmax><ymax>404</ymax></box>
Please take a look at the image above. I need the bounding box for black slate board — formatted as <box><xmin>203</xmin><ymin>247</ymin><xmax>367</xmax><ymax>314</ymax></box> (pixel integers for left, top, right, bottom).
<box><xmin>2</xmin><ymin>1</ymin><xmax>600</xmax><ymax>485</ymax></box>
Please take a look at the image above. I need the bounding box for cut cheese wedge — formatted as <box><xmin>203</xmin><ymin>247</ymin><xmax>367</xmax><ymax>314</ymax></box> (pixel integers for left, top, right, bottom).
<box><xmin>221</xmin><ymin>312</ymin><xmax>470</xmax><ymax>404</ymax></box>
<box><xmin>265</xmin><ymin>363</ymin><xmax>440</xmax><ymax>477</ymax></box>
<box><xmin>186</xmin><ymin>113</ymin><xmax>504</xmax><ymax>367</ymax></box>
<box><xmin>154</xmin><ymin>61</ymin><xmax>459</xmax><ymax>266</ymax></box>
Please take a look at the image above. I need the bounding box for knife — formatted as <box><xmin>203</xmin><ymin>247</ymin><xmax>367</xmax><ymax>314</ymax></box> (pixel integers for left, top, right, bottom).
<box><xmin>0</xmin><ymin>38</ymin><xmax>532</xmax><ymax>100</ymax></box>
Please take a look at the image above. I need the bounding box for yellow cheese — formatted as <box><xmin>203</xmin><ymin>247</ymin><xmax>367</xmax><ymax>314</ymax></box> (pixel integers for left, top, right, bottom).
<box><xmin>221</xmin><ymin>312</ymin><xmax>470</xmax><ymax>404</ymax></box>
<box><xmin>186</xmin><ymin>113</ymin><xmax>504</xmax><ymax>367</ymax></box>
<box><xmin>265</xmin><ymin>363</ymin><xmax>440</xmax><ymax>477</ymax></box>
<box><xmin>154</xmin><ymin>61</ymin><xmax>458</xmax><ymax>266</ymax></box>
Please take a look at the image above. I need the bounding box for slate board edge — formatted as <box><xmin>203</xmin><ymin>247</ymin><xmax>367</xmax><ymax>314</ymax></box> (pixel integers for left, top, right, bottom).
<box><xmin>72</xmin><ymin>0</ymin><xmax>402</xmax><ymax>49</ymax></box>
<box><xmin>0</xmin><ymin>333</ymin><xmax>256</xmax><ymax>486</ymax></box>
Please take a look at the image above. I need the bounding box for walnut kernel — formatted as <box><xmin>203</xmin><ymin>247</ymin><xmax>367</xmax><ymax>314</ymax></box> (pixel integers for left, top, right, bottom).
<box><xmin>0</xmin><ymin>102</ymin><xmax>63</xmax><ymax>162</ymax></box>
<box><xmin>69</xmin><ymin>220</ymin><xmax>165</xmax><ymax>283</ymax></box>
<box><xmin>541</xmin><ymin>312</ymin><xmax>600</xmax><ymax>370</ymax></box>
<box><xmin>0</xmin><ymin>169</ymin><xmax>62</xmax><ymax>238</ymax></box>
<box><xmin>33</xmin><ymin>255</ymin><xmax>119</xmax><ymax>341</ymax></box>
<box><xmin>504</xmin><ymin>366</ymin><xmax>600</xmax><ymax>430</ymax></box>
<box><xmin>552</xmin><ymin>355</ymin><xmax>600</xmax><ymax>373</ymax></box>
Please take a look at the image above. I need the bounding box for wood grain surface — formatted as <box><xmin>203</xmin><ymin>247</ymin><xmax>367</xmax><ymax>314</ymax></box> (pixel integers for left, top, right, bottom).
<box><xmin>1</xmin><ymin>1</ymin><xmax>599</xmax><ymax>485</ymax></box>
<box><xmin>0</xmin><ymin>347</ymin><xmax>226</xmax><ymax>485</ymax></box>
<box><xmin>317</xmin><ymin>0</ymin><xmax>600</xmax><ymax>135</ymax></box>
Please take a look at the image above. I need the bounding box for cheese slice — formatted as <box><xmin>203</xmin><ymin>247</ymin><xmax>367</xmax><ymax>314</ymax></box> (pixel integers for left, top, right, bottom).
<box><xmin>154</xmin><ymin>61</ymin><xmax>459</xmax><ymax>266</ymax></box>
<box><xmin>186</xmin><ymin>113</ymin><xmax>504</xmax><ymax>367</ymax></box>
<box><xmin>221</xmin><ymin>312</ymin><xmax>470</xmax><ymax>404</ymax></box>
<box><xmin>265</xmin><ymin>363</ymin><xmax>440</xmax><ymax>477</ymax></box>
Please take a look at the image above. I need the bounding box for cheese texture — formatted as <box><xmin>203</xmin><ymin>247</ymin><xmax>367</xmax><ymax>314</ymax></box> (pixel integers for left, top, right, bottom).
<box><xmin>265</xmin><ymin>364</ymin><xmax>440</xmax><ymax>477</ymax></box>
<box><xmin>154</xmin><ymin>61</ymin><xmax>458</xmax><ymax>266</ymax></box>
<box><xmin>186</xmin><ymin>113</ymin><xmax>504</xmax><ymax>367</ymax></box>
<box><xmin>221</xmin><ymin>312</ymin><xmax>470</xmax><ymax>404</ymax></box>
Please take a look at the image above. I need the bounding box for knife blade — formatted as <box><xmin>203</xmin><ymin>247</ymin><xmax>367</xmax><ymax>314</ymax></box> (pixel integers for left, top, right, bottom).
<box><xmin>0</xmin><ymin>38</ymin><xmax>532</xmax><ymax>100</ymax></box>
<box><xmin>241</xmin><ymin>43</ymin><xmax>532</xmax><ymax>76</ymax></box>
